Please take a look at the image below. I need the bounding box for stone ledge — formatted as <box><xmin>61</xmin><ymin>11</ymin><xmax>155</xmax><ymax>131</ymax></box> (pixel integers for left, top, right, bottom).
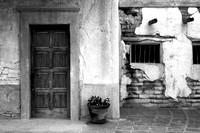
<box><xmin>16</xmin><ymin>6</ymin><xmax>80</xmax><ymax>12</ymax></box>
<box><xmin>127</xmin><ymin>99</ymin><xmax>151</xmax><ymax>104</ymax></box>
<box><xmin>119</xmin><ymin>0</ymin><xmax>200</xmax><ymax>7</ymax></box>
<box><xmin>126</xmin><ymin>94</ymin><xmax>139</xmax><ymax>99</ymax></box>
<box><xmin>189</xmin><ymin>94</ymin><xmax>200</xmax><ymax>98</ymax></box>
<box><xmin>154</xmin><ymin>90</ymin><xmax>163</xmax><ymax>94</ymax></box>
<box><xmin>139</xmin><ymin>94</ymin><xmax>154</xmax><ymax>99</ymax></box>
<box><xmin>187</xmin><ymin>82</ymin><xmax>200</xmax><ymax>86</ymax></box>
<box><xmin>125</xmin><ymin>79</ymin><xmax>200</xmax><ymax>108</ymax></box>
<box><xmin>0</xmin><ymin>112</ymin><xmax>20</xmax><ymax>119</ymax></box>
<box><xmin>191</xmin><ymin>86</ymin><xmax>200</xmax><ymax>90</ymax></box>
<box><xmin>192</xmin><ymin>103</ymin><xmax>200</xmax><ymax>106</ymax></box>
<box><xmin>154</xmin><ymin>86</ymin><xmax>165</xmax><ymax>91</ymax></box>
<box><xmin>196</xmin><ymin>90</ymin><xmax>200</xmax><ymax>94</ymax></box>
<box><xmin>0</xmin><ymin>85</ymin><xmax>20</xmax><ymax>119</ymax></box>
<box><xmin>129</xmin><ymin>83</ymin><xmax>144</xmax><ymax>86</ymax></box>
<box><xmin>150</xmin><ymin>99</ymin><xmax>171</xmax><ymax>104</ymax></box>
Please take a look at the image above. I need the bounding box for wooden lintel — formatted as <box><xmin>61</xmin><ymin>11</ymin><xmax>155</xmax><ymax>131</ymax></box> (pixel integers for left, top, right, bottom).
<box><xmin>122</xmin><ymin>36</ymin><xmax>174</xmax><ymax>43</ymax></box>
<box><xmin>119</xmin><ymin>0</ymin><xmax>200</xmax><ymax>7</ymax></box>
<box><xmin>188</xmin><ymin>37</ymin><xmax>200</xmax><ymax>43</ymax></box>
<box><xmin>124</xmin><ymin>40</ymin><xmax>162</xmax><ymax>45</ymax></box>
<box><xmin>16</xmin><ymin>6</ymin><xmax>80</xmax><ymax>12</ymax></box>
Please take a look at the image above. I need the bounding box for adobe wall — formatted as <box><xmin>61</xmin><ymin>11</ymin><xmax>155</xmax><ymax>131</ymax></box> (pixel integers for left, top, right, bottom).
<box><xmin>119</xmin><ymin>7</ymin><xmax>200</xmax><ymax>107</ymax></box>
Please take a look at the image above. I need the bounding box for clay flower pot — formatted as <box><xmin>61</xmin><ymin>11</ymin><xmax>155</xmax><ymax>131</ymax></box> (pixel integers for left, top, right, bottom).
<box><xmin>88</xmin><ymin>103</ymin><xmax>110</xmax><ymax>124</ymax></box>
<box><xmin>87</xmin><ymin>96</ymin><xmax>110</xmax><ymax>124</ymax></box>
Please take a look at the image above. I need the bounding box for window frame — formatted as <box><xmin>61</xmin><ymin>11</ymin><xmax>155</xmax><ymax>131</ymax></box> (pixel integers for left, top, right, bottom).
<box><xmin>126</xmin><ymin>41</ymin><xmax>162</xmax><ymax>64</ymax></box>
<box><xmin>192</xmin><ymin>42</ymin><xmax>200</xmax><ymax>64</ymax></box>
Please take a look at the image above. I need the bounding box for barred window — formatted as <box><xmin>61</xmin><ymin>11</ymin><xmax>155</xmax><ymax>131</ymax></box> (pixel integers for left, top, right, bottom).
<box><xmin>193</xmin><ymin>44</ymin><xmax>200</xmax><ymax>64</ymax></box>
<box><xmin>130</xmin><ymin>43</ymin><xmax>160</xmax><ymax>63</ymax></box>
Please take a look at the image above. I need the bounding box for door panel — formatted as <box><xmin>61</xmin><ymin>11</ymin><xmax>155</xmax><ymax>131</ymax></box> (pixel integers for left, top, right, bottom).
<box><xmin>35</xmin><ymin>73</ymin><xmax>49</xmax><ymax>88</ymax></box>
<box><xmin>51</xmin><ymin>32</ymin><xmax>68</xmax><ymax>47</ymax></box>
<box><xmin>53</xmin><ymin>52</ymin><xmax>68</xmax><ymax>67</ymax></box>
<box><xmin>53</xmin><ymin>73</ymin><xmax>68</xmax><ymax>88</ymax></box>
<box><xmin>35</xmin><ymin>52</ymin><xmax>50</xmax><ymax>67</ymax></box>
<box><xmin>31</xmin><ymin>25</ymin><xmax>70</xmax><ymax>119</ymax></box>
<box><xmin>36</xmin><ymin>32</ymin><xmax>49</xmax><ymax>47</ymax></box>
<box><xmin>53</xmin><ymin>92</ymin><xmax>68</xmax><ymax>108</ymax></box>
<box><xmin>35</xmin><ymin>92</ymin><xmax>49</xmax><ymax>108</ymax></box>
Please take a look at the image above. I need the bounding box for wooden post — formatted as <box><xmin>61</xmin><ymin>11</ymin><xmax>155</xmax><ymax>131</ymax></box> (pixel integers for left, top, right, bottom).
<box><xmin>148</xmin><ymin>18</ymin><xmax>158</xmax><ymax>25</ymax></box>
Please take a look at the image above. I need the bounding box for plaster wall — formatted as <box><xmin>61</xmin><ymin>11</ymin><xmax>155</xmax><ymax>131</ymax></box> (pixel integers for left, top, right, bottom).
<box><xmin>0</xmin><ymin>4</ymin><xmax>20</xmax><ymax>118</ymax></box>
<box><xmin>79</xmin><ymin>0</ymin><xmax>120</xmax><ymax>118</ymax></box>
<box><xmin>131</xmin><ymin>8</ymin><xmax>200</xmax><ymax>99</ymax></box>
<box><xmin>130</xmin><ymin>63</ymin><xmax>164</xmax><ymax>81</ymax></box>
<box><xmin>0</xmin><ymin>0</ymin><xmax>119</xmax><ymax>119</ymax></box>
<box><xmin>0</xmin><ymin>6</ymin><xmax>19</xmax><ymax>85</ymax></box>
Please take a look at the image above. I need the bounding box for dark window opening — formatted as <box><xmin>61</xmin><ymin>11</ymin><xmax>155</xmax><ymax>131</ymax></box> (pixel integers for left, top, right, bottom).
<box><xmin>193</xmin><ymin>45</ymin><xmax>200</xmax><ymax>64</ymax></box>
<box><xmin>130</xmin><ymin>43</ymin><xmax>160</xmax><ymax>63</ymax></box>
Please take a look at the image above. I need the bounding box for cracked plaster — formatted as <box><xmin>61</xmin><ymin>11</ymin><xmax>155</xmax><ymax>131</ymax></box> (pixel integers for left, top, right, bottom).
<box><xmin>79</xmin><ymin>0</ymin><xmax>119</xmax><ymax>118</ymax></box>
<box><xmin>0</xmin><ymin>0</ymin><xmax>120</xmax><ymax>119</ymax></box>
<box><xmin>0</xmin><ymin>7</ymin><xmax>19</xmax><ymax>85</ymax></box>
<box><xmin>121</xmin><ymin>7</ymin><xmax>200</xmax><ymax>99</ymax></box>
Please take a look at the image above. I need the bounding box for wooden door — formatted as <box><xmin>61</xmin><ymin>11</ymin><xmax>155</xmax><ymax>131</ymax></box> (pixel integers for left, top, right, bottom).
<box><xmin>31</xmin><ymin>25</ymin><xmax>70</xmax><ymax>118</ymax></box>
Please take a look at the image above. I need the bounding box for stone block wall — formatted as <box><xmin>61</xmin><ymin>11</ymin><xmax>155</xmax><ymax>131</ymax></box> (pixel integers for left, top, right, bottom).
<box><xmin>123</xmin><ymin>67</ymin><xmax>200</xmax><ymax>108</ymax></box>
<box><xmin>0</xmin><ymin>85</ymin><xmax>20</xmax><ymax>119</ymax></box>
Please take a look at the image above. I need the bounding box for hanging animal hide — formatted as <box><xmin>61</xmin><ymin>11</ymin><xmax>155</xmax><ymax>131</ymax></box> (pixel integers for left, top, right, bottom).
<box><xmin>163</xmin><ymin>34</ymin><xmax>192</xmax><ymax>100</ymax></box>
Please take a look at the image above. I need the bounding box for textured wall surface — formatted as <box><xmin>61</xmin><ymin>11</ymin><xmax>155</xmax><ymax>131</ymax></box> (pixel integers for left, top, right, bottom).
<box><xmin>135</xmin><ymin>8</ymin><xmax>200</xmax><ymax>99</ymax></box>
<box><xmin>2</xmin><ymin>0</ymin><xmax>200</xmax><ymax>119</ymax></box>
<box><xmin>0</xmin><ymin>1</ymin><xmax>20</xmax><ymax>118</ymax></box>
<box><xmin>0</xmin><ymin>85</ymin><xmax>20</xmax><ymax>119</ymax></box>
<box><xmin>163</xmin><ymin>34</ymin><xmax>192</xmax><ymax>99</ymax></box>
<box><xmin>79</xmin><ymin>0</ymin><xmax>120</xmax><ymax>119</ymax></box>
<box><xmin>0</xmin><ymin>0</ymin><xmax>120</xmax><ymax>119</ymax></box>
<box><xmin>123</xmin><ymin>68</ymin><xmax>200</xmax><ymax>108</ymax></box>
<box><xmin>119</xmin><ymin>0</ymin><xmax>200</xmax><ymax>7</ymax></box>
<box><xmin>0</xmin><ymin>5</ymin><xmax>19</xmax><ymax>85</ymax></box>
<box><xmin>120</xmin><ymin>7</ymin><xmax>200</xmax><ymax>105</ymax></box>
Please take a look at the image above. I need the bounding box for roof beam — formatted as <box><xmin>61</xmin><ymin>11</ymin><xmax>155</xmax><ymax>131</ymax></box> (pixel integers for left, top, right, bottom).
<box><xmin>119</xmin><ymin>0</ymin><xmax>200</xmax><ymax>7</ymax></box>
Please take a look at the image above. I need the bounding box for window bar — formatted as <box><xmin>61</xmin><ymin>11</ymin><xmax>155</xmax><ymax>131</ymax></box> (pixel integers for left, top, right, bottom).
<box><xmin>130</xmin><ymin>44</ymin><xmax>133</xmax><ymax>63</ymax></box>
<box><xmin>193</xmin><ymin>46</ymin><xmax>196</xmax><ymax>64</ymax></box>
<box><xmin>139</xmin><ymin>45</ymin><xmax>141</xmax><ymax>63</ymax></box>
<box><xmin>153</xmin><ymin>45</ymin><xmax>155</xmax><ymax>63</ymax></box>
<box><xmin>144</xmin><ymin>45</ymin><xmax>146</xmax><ymax>63</ymax></box>
<box><xmin>158</xmin><ymin>45</ymin><xmax>160</xmax><ymax>63</ymax></box>
<box><xmin>199</xmin><ymin>46</ymin><xmax>200</xmax><ymax>64</ymax></box>
<box><xmin>131</xmin><ymin>43</ymin><xmax>133</xmax><ymax>63</ymax></box>
<box><xmin>148</xmin><ymin>45</ymin><xmax>151</xmax><ymax>63</ymax></box>
<box><xmin>192</xmin><ymin>46</ymin><xmax>194</xmax><ymax>64</ymax></box>
<box><xmin>196</xmin><ymin>46</ymin><xmax>198</xmax><ymax>64</ymax></box>
<box><xmin>197</xmin><ymin>46</ymin><xmax>199</xmax><ymax>64</ymax></box>
<box><xmin>135</xmin><ymin>44</ymin><xmax>136</xmax><ymax>63</ymax></box>
<box><xmin>130</xmin><ymin>44</ymin><xmax>132</xmax><ymax>63</ymax></box>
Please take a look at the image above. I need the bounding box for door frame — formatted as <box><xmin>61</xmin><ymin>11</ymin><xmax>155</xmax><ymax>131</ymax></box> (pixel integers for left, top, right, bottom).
<box><xmin>30</xmin><ymin>25</ymin><xmax>71</xmax><ymax>118</ymax></box>
<box><xmin>17</xmin><ymin>7</ymin><xmax>80</xmax><ymax>120</ymax></box>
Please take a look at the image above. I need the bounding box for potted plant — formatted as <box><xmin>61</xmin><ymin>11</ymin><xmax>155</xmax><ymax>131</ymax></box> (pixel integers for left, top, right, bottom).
<box><xmin>87</xmin><ymin>96</ymin><xmax>110</xmax><ymax>124</ymax></box>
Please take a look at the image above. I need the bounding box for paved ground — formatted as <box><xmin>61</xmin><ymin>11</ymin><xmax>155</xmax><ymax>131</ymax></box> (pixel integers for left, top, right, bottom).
<box><xmin>1</xmin><ymin>105</ymin><xmax>200</xmax><ymax>133</ymax></box>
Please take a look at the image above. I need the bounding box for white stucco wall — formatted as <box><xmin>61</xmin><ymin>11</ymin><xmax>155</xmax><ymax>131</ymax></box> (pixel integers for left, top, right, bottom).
<box><xmin>132</xmin><ymin>8</ymin><xmax>200</xmax><ymax>99</ymax></box>
<box><xmin>79</xmin><ymin>0</ymin><xmax>120</xmax><ymax>118</ymax></box>
<box><xmin>130</xmin><ymin>63</ymin><xmax>164</xmax><ymax>81</ymax></box>
<box><xmin>0</xmin><ymin>0</ymin><xmax>120</xmax><ymax>119</ymax></box>
<box><xmin>0</xmin><ymin>7</ymin><xmax>19</xmax><ymax>85</ymax></box>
